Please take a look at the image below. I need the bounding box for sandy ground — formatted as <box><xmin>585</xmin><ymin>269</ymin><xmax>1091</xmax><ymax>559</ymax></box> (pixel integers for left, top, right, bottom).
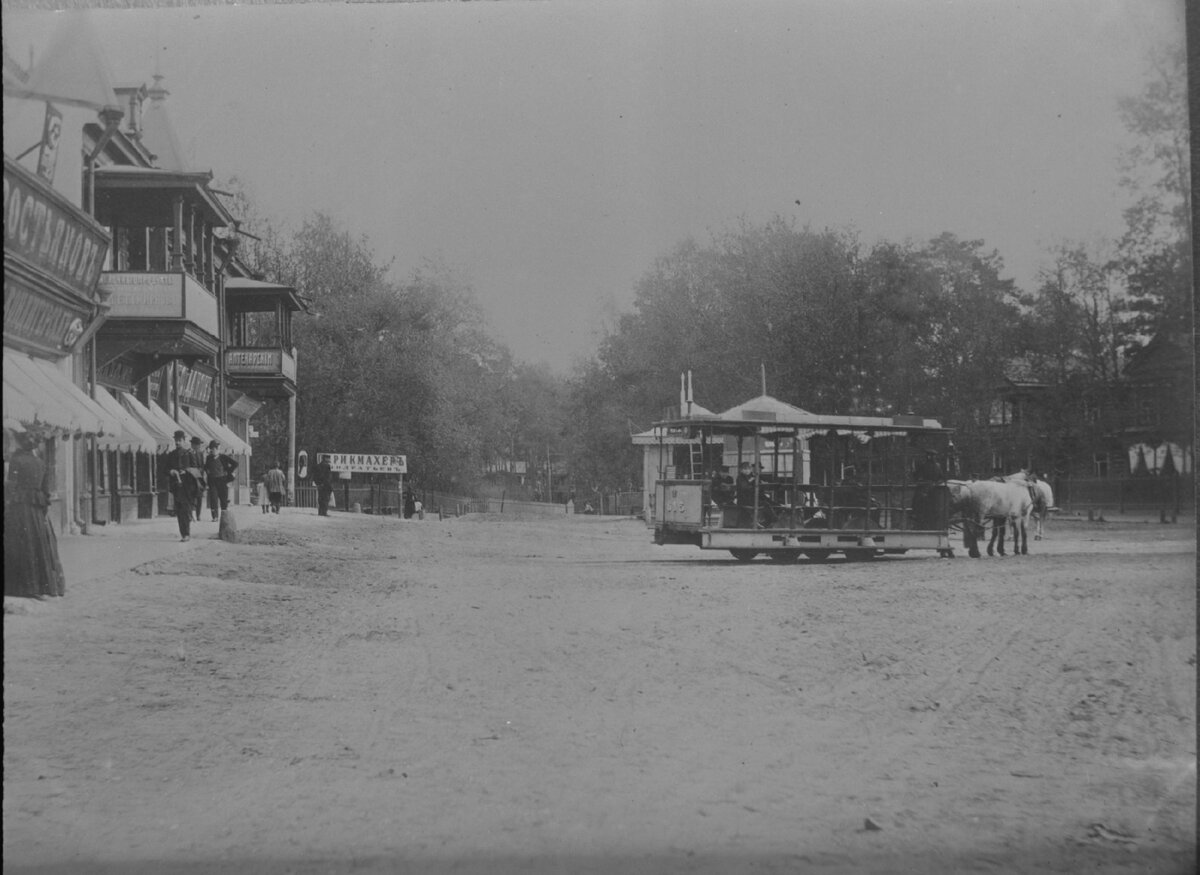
<box><xmin>3</xmin><ymin>509</ymin><xmax>1196</xmax><ymax>875</ymax></box>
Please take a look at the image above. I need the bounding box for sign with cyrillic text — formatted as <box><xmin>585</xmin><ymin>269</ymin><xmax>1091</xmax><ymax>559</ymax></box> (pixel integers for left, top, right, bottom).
<box><xmin>321</xmin><ymin>453</ymin><xmax>407</xmax><ymax>474</ymax></box>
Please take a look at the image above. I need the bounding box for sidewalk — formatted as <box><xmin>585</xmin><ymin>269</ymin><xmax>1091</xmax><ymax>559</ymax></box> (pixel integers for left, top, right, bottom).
<box><xmin>53</xmin><ymin>501</ymin><xmax>270</xmax><ymax>588</ymax></box>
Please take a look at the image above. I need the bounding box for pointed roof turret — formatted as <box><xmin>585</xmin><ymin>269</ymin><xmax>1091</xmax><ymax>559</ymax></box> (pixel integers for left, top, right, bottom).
<box><xmin>139</xmin><ymin>72</ymin><xmax>189</xmax><ymax>171</ymax></box>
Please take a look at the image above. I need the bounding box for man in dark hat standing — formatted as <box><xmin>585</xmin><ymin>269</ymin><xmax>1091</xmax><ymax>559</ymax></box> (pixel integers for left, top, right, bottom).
<box><xmin>188</xmin><ymin>436</ymin><xmax>208</xmax><ymax>520</ymax></box>
<box><xmin>166</xmin><ymin>431</ymin><xmax>201</xmax><ymax>541</ymax></box>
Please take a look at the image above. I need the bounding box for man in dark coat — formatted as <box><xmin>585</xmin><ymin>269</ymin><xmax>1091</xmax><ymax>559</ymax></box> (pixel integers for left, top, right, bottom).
<box><xmin>313</xmin><ymin>455</ymin><xmax>333</xmax><ymax>517</ymax></box>
<box><xmin>166</xmin><ymin>431</ymin><xmax>202</xmax><ymax>541</ymax></box>
<box><xmin>203</xmin><ymin>440</ymin><xmax>238</xmax><ymax>521</ymax></box>
<box><xmin>912</xmin><ymin>450</ymin><xmax>946</xmax><ymax>528</ymax></box>
<box><xmin>188</xmin><ymin>436</ymin><xmax>207</xmax><ymax>520</ymax></box>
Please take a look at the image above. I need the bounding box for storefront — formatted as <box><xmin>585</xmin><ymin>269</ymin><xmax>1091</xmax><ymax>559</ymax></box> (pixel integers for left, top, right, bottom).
<box><xmin>3</xmin><ymin>157</ymin><xmax>117</xmax><ymax>534</ymax></box>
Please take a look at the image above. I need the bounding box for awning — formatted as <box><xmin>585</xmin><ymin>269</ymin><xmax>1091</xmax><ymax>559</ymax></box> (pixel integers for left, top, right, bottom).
<box><xmin>3</xmin><ymin>349</ymin><xmax>119</xmax><ymax>437</ymax></box>
<box><xmin>91</xmin><ymin>388</ymin><xmax>159</xmax><ymax>454</ymax></box>
<box><xmin>117</xmin><ymin>392</ymin><xmax>175</xmax><ymax>451</ymax></box>
<box><xmin>175</xmin><ymin>408</ymin><xmax>223</xmax><ymax>450</ymax></box>
<box><xmin>192</xmin><ymin>408</ymin><xmax>252</xmax><ymax>456</ymax></box>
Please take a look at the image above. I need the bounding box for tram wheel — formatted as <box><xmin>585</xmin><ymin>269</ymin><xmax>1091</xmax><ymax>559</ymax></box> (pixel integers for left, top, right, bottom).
<box><xmin>767</xmin><ymin>550</ymin><xmax>802</xmax><ymax>564</ymax></box>
<box><xmin>729</xmin><ymin>549</ymin><xmax>759</xmax><ymax>562</ymax></box>
<box><xmin>803</xmin><ymin>550</ymin><xmax>833</xmax><ymax>562</ymax></box>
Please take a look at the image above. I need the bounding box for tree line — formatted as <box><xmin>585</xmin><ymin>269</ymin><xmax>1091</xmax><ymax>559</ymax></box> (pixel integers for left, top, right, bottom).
<box><xmin>235</xmin><ymin>44</ymin><xmax>1188</xmax><ymax>498</ymax></box>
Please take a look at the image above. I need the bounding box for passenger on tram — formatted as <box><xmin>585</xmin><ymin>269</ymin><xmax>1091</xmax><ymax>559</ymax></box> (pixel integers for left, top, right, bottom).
<box><xmin>912</xmin><ymin>449</ymin><xmax>945</xmax><ymax>528</ymax></box>
<box><xmin>735</xmin><ymin>461</ymin><xmax>776</xmax><ymax>527</ymax></box>
<box><xmin>709</xmin><ymin>466</ymin><xmax>735</xmax><ymax>506</ymax></box>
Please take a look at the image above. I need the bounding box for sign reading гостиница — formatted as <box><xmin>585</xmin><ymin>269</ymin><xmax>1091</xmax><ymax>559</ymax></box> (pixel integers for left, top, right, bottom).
<box><xmin>321</xmin><ymin>453</ymin><xmax>407</xmax><ymax>474</ymax></box>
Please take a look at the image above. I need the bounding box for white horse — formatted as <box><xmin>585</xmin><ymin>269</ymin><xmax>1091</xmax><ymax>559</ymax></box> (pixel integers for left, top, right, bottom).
<box><xmin>993</xmin><ymin>471</ymin><xmax>1054</xmax><ymax>542</ymax></box>
<box><xmin>948</xmin><ymin>478</ymin><xmax>1035</xmax><ymax>558</ymax></box>
<box><xmin>1030</xmin><ymin>479</ymin><xmax>1054</xmax><ymax>539</ymax></box>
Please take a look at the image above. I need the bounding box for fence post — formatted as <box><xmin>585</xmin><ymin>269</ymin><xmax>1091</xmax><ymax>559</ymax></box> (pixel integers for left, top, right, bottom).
<box><xmin>1118</xmin><ymin>477</ymin><xmax>1125</xmax><ymax>514</ymax></box>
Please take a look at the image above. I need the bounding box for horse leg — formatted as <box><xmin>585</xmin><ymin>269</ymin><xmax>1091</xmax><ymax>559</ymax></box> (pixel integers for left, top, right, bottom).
<box><xmin>988</xmin><ymin>518</ymin><xmax>1006</xmax><ymax>556</ymax></box>
<box><xmin>1019</xmin><ymin>516</ymin><xmax>1029</xmax><ymax>554</ymax></box>
<box><xmin>965</xmin><ymin>521</ymin><xmax>981</xmax><ymax>559</ymax></box>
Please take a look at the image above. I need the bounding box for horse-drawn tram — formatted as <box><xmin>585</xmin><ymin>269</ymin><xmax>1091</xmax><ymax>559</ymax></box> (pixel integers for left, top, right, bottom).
<box><xmin>647</xmin><ymin>395</ymin><xmax>956</xmax><ymax>561</ymax></box>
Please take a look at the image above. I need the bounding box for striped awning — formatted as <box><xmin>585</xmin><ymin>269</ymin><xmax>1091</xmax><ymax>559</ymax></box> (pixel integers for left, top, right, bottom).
<box><xmin>91</xmin><ymin>387</ymin><xmax>158</xmax><ymax>454</ymax></box>
<box><xmin>3</xmin><ymin>349</ymin><xmax>119</xmax><ymax>437</ymax></box>
<box><xmin>175</xmin><ymin>408</ymin><xmax>223</xmax><ymax>450</ymax></box>
<box><xmin>192</xmin><ymin>408</ymin><xmax>252</xmax><ymax>455</ymax></box>
<box><xmin>117</xmin><ymin>392</ymin><xmax>175</xmax><ymax>451</ymax></box>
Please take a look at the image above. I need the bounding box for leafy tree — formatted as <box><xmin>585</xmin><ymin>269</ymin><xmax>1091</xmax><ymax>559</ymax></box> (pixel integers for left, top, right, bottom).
<box><xmin>1113</xmin><ymin>43</ymin><xmax>1191</xmax><ymax>337</ymax></box>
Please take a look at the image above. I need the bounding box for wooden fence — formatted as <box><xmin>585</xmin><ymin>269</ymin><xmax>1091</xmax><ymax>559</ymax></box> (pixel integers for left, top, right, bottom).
<box><xmin>1054</xmin><ymin>474</ymin><xmax>1193</xmax><ymax>515</ymax></box>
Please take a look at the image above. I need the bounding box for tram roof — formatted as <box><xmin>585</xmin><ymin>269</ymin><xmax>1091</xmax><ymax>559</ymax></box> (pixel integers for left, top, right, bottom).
<box><xmin>654</xmin><ymin>414</ymin><xmax>951</xmax><ymax>436</ymax></box>
<box><xmin>652</xmin><ymin>394</ymin><xmax>950</xmax><ymax>436</ymax></box>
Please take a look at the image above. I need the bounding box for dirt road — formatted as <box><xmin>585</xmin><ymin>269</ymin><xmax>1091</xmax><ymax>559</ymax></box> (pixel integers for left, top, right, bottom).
<box><xmin>4</xmin><ymin>511</ymin><xmax>1195</xmax><ymax>874</ymax></box>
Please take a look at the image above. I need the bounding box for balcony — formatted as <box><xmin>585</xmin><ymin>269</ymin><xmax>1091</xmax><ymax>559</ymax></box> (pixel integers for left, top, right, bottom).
<box><xmin>96</xmin><ymin>270</ymin><xmax>220</xmax><ymax>364</ymax></box>
<box><xmin>224</xmin><ymin>346</ymin><xmax>297</xmax><ymax>398</ymax></box>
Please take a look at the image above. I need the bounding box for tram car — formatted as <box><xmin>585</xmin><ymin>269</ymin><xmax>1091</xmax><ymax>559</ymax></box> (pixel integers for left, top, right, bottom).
<box><xmin>646</xmin><ymin>394</ymin><xmax>955</xmax><ymax>561</ymax></box>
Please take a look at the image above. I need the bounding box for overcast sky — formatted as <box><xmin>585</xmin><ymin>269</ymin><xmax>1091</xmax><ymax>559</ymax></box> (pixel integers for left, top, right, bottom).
<box><xmin>5</xmin><ymin>0</ymin><xmax>1185</xmax><ymax>371</ymax></box>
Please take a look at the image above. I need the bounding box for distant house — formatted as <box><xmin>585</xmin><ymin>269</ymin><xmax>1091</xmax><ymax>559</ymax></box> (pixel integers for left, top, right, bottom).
<box><xmin>987</xmin><ymin>331</ymin><xmax>1193</xmax><ymax>481</ymax></box>
<box><xmin>1119</xmin><ymin>331</ymin><xmax>1193</xmax><ymax>477</ymax></box>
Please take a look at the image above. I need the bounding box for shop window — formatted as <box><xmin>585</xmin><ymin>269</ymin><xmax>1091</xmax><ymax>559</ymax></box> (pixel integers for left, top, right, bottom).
<box><xmin>119</xmin><ymin>450</ymin><xmax>134</xmax><ymax>491</ymax></box>
<box><xmin>242</xmin><ymin>311</ymin><xmax>281</xmax><ymax>346</ymax></box>
<box><xmin>85</xmin><ymin>447</ymin><xmax>110</xmax><ymax>495</ymax></box>
<box><xmin>136</xmin><ymin>451</ymin><xmax>155</xmax><ymax>493</ymax></box>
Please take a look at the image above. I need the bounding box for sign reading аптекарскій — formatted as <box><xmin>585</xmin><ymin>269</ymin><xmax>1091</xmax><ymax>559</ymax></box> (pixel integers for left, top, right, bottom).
<box><xmin>321</xmin><ymin>453</ymin><xmax>407</xmax><ymax>474</ymax></box>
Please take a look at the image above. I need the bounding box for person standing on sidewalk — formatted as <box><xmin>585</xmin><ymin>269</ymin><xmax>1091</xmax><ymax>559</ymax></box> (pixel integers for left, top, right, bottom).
<box><xmin>4</xmin><ymin>429</ymin><xmax>66</xmax><ymax>598</ymax></box>
<box><xmin>263</xmin><ymin>462</ymin><xmax>287</xmax><ymax>514</ymax></box>
<box><xmin>203</xmin><ymin>440</ymin><xmax>238</xmax><ymax>521</ymax></box>
<box><xmin>188</xmin><ymin>436</ymin><xmax>207</xmax><ymax>521</ymax></box>
<box><xmin>313</xmin><ymin>455</ymin><xmax>333</xmax><ymax>516</ymax></box>
<box><xmin>166</xmin><ymin>431</ymin><xmax>201</xmax><ymax>541</ymax></box>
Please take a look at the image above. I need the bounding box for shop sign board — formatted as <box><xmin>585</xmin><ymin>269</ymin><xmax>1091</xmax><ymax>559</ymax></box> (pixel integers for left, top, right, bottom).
<box><xmin>177</xmin><ymin>365</ymin><xmax>213</xmax><ymax>407</ymax></box>
<box><xmin>3</xmin><ymin>277</ymin><xmax>87</xmax><ymax>353</ymax></box>
<box><xmin>4</xmin><ymin>157</ymin><xmax>109</xmax><ymax>297</ymax></box>
<box><xmin>320</xmin><ymin>453</ymin><xmax>407</xmax><ymax>474</ymax></box>
<box><xmin>226</xmin><ymin>348</ymin><xmax>281</xmax><ymax>373</ymax></box>
<box><xmin>99</xmin><ymin>272</ymin><xmax>183</xmax><ymax>318</ymax></box>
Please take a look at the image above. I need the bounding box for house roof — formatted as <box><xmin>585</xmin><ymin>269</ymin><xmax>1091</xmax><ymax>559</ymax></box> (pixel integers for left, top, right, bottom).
<box><xmin>1123</xmin><ymin>332</ymin><xmax>1192</xmax><ymax>381</ymax></box>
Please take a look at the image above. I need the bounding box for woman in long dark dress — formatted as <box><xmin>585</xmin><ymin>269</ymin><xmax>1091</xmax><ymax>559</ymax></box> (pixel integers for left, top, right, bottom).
<box><xmin>4</xmin><ymin>431</ymin><xmax>66</xmax><ymax>598</ymax></box>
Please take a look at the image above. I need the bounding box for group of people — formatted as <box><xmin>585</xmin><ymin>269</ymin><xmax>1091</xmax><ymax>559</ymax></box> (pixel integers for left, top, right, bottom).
<box><xmin>707</xmin><ymin>450</ymin><xmax>949</xmax><ymax>529</ymax></box>
<box><xmin>256</xmin><ymin>462</ymin><xmax>287</xmax><ymax>516</ymax></box>
<box><xmin>165</xmin><ymin>430</ymin><xmax>240</xmax><ymax>541</ymax></box>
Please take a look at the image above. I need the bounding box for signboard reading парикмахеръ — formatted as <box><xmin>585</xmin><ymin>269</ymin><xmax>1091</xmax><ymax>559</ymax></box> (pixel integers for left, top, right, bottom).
<box><xmin>322</xmin><ymin>453</ymin><xmax>407</xmax><ymax>474</ymax></box>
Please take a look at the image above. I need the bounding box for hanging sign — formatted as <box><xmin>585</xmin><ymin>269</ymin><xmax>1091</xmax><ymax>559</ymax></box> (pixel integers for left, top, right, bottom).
<box><xmin>36</xmin><ymin>103</ymin><xmax>63</xmax><ymax>183</ymax></box>
<box><xmin>322</xmin><ymin>453</ymin><xmax>407</xmax><ymax>474</ymax></box>
<box><xmin>296</xmin><ymin>449</ymin><xmax>309</xmax><ymax>480</ymax></box>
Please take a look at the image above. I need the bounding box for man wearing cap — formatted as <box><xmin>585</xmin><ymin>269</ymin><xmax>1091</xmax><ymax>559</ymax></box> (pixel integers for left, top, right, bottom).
<box><xmin>203</xmin><ymin>440</ymin><xmax>239</xmax><ymax>521</ymax></box>
<box><xmin>165</xmin><ymin>431</ymin><xmax>201</xmax><ymax>541</ymax></box>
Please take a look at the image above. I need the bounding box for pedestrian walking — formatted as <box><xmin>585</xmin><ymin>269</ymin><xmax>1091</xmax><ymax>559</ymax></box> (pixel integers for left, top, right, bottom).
<box><xmin>165</xmin><ymin>430</ymin><xmax>202</xmax><ymax>541</ymax></box>
<box><xmin>313</xmin><ymin>455</ymin><xmax>333</xmax><ymax>517</ymax></box>
<box><xmin>4</xmin><ymin>429</ymin><xmax>66</xmax><ymax>598</ymax></box>
<box><xmin>203</xmin><ymin>440</ymin><xmax>238</xmax><ymax>521</ymax></box>
<box><xmin>403</xmin><ymin>487</ymin><xmax>415</xmax><ymax>519</ymax></box>
<box><xmin>257</xmin><ymin>476</ymin><xmax>270</xmax><ymax>514</ymax></box>
<box><xmin>188</xmin><ymin>436</ymin><xmax>207</xmax><ymax>521</ymax></box>
<box><xmin>263</xmin><ymin>462</ymin><xmax>287</xmax><ymax>514</ymax></box>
